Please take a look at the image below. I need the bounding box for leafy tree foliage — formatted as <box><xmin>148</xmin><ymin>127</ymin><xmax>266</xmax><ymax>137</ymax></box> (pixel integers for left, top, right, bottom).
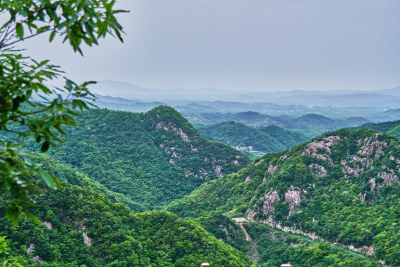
<box><xmin>0</xmin><ymin>0</ymin><xmax>126</xmax><ymax>225</ymax></box>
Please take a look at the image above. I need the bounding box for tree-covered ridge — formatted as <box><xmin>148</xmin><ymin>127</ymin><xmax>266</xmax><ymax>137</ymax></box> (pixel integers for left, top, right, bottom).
<box><xmin>0</xmin><ymin>153</ymin><xmax>252</xmax><ymax>266</ymax></box>
<box><xmin>34</xmin><ymin>107</ymin><xmax>250</xmax><ymax>209</ymax></box>
<box><xmin>168</xmin><ymin>129</ymin><xmax>400</xmax><ymax>265</ymax></box>
<box><xmin>197</xmin><ymin>122</ymin><xmax>310</xmax><ymax>157</ymax></box>
<box><xmin>356</xmin><ymin>120</ymin><xmax>400</xmax><ymax>139</ymax></box>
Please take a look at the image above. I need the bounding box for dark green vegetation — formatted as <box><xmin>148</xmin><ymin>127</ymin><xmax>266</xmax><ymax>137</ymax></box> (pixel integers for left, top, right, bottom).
<box><xmin>356</xmin><ymin>120</ymin><xmax>400</xmax><ymax>139</ymax></box>
<box><xmin>168</xmin><ymin>129</ymin><xmax>400</xmax><ymax>265</ymax></box>
<box><xmin>8</xmin><ymin>107</ymin><xmax>249</xmax><ymax>210</ymax></box>
<box><xmin>197</xmin><ymin>122</ymin><xmax>310</xmax><ymax>158</ymax></box>
<box><xmin>243</xmin><ymin>222</ymin><xmax>378</xmax><ymax>267</ymax></box>
<box><xmin>198</xmin><ymin>213</ymin><xmax>378</xmax><ymax>267</ymax></box>
<box><xmin>0</xmin><ymin>153</ymin><xmax>252</xmax><ymax>266</ymax></box>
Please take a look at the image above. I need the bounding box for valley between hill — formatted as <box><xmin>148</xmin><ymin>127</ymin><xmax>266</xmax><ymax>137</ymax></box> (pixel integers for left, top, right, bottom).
<box><xmin>2</xmin><ymin>107</ymin><xmax>400</xmax><ymax>266</ymax></box>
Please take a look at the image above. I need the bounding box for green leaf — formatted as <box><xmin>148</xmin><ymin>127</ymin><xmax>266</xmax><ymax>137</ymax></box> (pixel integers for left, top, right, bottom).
<box><xmin>37</xmin><ymin>59</ymin><xmax>50</xmax><ymax>68</ymax></box>
<box><xmin>38</xmin><ymin>169</ymin><xmax>62</xmax><ymax>189</ymax></box>
<box><xmin>49</xmin><ymin>30</ymin><xmax>56</xmax><ymax>42</ymax></box>
<box><xmin>16</xmin><ymin>23</ymin><xmax>24</xmax><ymax>39</ymax></box>
<box><xmin>37</xmin><ymin>25</ymin><xmax>50</xmax><ymax>33</ymax></box>
<box><xmin>6</xmin><ymin>206</ymin><xmax>20</xmax><ymax>227</ymax></box>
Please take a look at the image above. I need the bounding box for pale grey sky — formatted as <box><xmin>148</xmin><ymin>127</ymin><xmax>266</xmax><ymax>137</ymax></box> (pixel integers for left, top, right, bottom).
<box><xmin>22</xmin><ymin>0</ymin><xmax>400</xmax><ymax>92</ymax></box>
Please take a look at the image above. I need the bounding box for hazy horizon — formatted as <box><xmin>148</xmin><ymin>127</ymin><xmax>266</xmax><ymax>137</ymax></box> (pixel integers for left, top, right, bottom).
<box><xmin>22</xmin><ymin>0</ymin><xmax>400</xmax><ymax>93</ymax></box>
<box><xmin>95</xmin><ymin>78</ymin><xmax>399</xmax><ymax>94</ymax></box>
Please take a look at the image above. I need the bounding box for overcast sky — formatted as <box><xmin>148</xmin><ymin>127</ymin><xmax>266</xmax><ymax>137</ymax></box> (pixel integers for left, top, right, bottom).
<box><xmin>23</xmin><ymin>0</ymin><xmax>400</xmax><ymax>92</ymax></box>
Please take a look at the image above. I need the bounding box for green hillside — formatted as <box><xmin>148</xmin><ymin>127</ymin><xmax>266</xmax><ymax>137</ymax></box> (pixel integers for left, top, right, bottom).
<box><xmin>8</xmin><ymin>107</ymin><xmax>250</xmax><ymax>210</ymax></box>
<box><xmin>197</xmin><ymin>122</ymin><xmax>310</xmax><ymax>158</ymax></box>
<box><xmin>2</xmin><ymin>107</ymin><xmax>392</xmax><ymax>266</ymax></box>
<box><xmin>198</xmin><ymin>212</ymin><xmax>378</xmax><ymax>266</ymax></box>
<box><xmin>0</xmin><ymin>153</ymin><xmax>252</xmax><ymax>266</ymax></box>
<box><xmin>168</xmin><ymin>129</ymin><xmax>400</xmax><ymax>265</ymax></box>
<box><xmin>357</xmin><ymin>120</ymin><xmax>400</xmax><ymax>138</ymax></box>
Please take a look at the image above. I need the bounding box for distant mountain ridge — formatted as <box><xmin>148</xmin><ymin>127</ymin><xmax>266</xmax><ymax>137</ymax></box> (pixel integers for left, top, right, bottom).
<box><xmin>93</xmin><ymin>80</ymin><xmax>228</xmax><ymax>101</ymax></box>
<box><xmin>365</xmin><ymin>108</ymin><xmax>400</xmax><ymax>122</ymax></box>
<box><xmin>93</xmin><ymin>92</ymin><xmax>394</xmax><ymax>121</ymax></box>
<box><xmin>95</xmin><ymin>94</ymin><xmax>165</xmax><ymax>112</ymax></box>
<box><xmin>271</xmin><ymin>92</ymin><xmax>400</xmax><ymax>107</ymax></box>
<box><xmin>190</xmin><ymin>111</ymin><xmax>370</xmax><ymax>130</ymax></box>
<box><xmin>91</xmin><ymin>80</ymin><xmax>400</xmax><ymax>109</ymax></box>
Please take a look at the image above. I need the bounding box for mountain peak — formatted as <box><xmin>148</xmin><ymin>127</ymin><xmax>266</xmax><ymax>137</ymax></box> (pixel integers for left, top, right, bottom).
<box><xmin>145</xmin><ymin>106</ymin><xmax>198</xmax><ymax>140</ymax></box>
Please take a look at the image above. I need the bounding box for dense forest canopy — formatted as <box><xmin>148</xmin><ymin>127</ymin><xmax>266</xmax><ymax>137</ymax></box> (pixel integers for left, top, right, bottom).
<box><xmin>13</xmin><ymin>107</ymin><xmax>250</xmax><ymax>210</ymax></box>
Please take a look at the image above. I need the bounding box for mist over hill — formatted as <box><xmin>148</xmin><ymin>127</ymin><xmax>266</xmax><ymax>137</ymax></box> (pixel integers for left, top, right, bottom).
<box><xmin>92</xmin><ymin>80</ymin><xmax>400</xmax><ymax>110</ymax></box>
<box><xmin>92</xmin><ymin>81</ymin><xmax>400</xmax><ymax>124</ymax></box>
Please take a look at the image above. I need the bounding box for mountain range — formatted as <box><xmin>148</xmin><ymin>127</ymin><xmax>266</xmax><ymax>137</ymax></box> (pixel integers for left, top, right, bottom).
<box><xmin>94</xmin><ymin>92</ymin><xmax>400</xmax><ymax>124</ymax></box>
<box><xmin>190</xmin><ymin>112</ymin><xmax>370</xmax><ymax>130</ymax></box>
<box><xmin>92</xmin><ymin>80</ymin><xmax>400</xmax><ymax>109</ymax></box>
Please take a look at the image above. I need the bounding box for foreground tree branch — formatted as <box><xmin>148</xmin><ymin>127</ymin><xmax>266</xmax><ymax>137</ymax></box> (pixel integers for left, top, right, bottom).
<box><xmin>0</xmin><ymin>0</ymin><xmax>127</xmax><ymax>226</ymax></box>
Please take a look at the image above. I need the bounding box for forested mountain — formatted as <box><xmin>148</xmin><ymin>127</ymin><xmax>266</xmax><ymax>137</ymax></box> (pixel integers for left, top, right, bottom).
<box><xmin>197</xmin><ymin>122</ymin><xmax>310</xmax><ymax>158</ymax></box>
<box><xmin>16</xmin><ymin>107</ymin><xmax>250</xmax><ymax>210</ymax></box>
<box><xmin>186</xmin><ymin>111</ymin><xmax>369</xmax><ymax>131</ymax></box>
<box><xmin>168</xmin><ymin>129</ymin><xmax>400</xmax><ymax>265</ymax></box>
<box><xmin>0</xmin><ymin>153</ymin><xmax>251</xmax><ymax>266</ymax></box>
